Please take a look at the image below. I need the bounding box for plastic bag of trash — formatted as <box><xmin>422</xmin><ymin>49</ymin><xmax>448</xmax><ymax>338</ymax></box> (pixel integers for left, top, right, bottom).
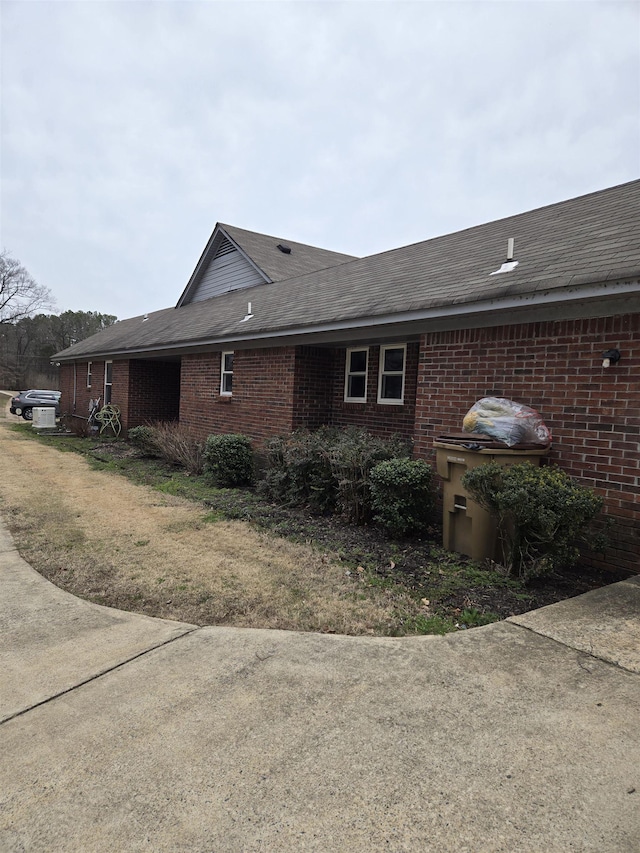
<box><xmin>462</xmin><ymin>397</ymin><xmax>551</xmax><ymax>447</ymax></box>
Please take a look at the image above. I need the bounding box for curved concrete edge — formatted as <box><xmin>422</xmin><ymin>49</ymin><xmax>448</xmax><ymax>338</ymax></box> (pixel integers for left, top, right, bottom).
<box><xmin>2</xmin><ymin>492</ymin><xmax>639</xmax><ymax>722</ymax></box>
<box><xmin>2</xmin><ymin>498</ymin><xmax>640</xmax><ymax>851</ymax></box>
<box><xmin>508</xmin><ymin>578</ymin><xmax>640</xmax><ymax>674</ymax></box>
<box><xmin>2</xmin><ymin>611</ymin><xmax>640</xmax><ymax>852</ymax></box>
<box><xmin>0</xmin><ymin>522</ymin><xmax>197</xmax><ymax>723</ymax></box>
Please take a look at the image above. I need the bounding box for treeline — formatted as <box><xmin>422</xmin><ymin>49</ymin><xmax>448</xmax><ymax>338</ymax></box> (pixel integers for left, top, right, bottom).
<box><xmin>0</xmin><ymin>310</ymin><xmax>117</xmax><ymax>390</ymax></box>
<box><xmin>1</xmin><ymin>249</ymin><xmax>117</xmax><ymax>390</ymax></box>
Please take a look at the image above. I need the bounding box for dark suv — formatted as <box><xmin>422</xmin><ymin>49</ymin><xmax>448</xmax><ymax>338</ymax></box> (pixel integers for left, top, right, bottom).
<box><xmin>10</xmin><ymin>390</ymin><xmax>61</xmax><ymax>421</ymax></box>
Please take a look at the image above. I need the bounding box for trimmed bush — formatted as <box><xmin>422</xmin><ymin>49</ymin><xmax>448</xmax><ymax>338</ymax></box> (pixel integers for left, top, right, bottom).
<box><xmin>259</xmin><ymin>427</ymin><xmax>410</xmax><ymax>522</ymax></box>
<box><xmin>461</xmin><ymin>462</ymin><xmax>604</xmax><ymax>579</ymax></box>
<box><xmin>204</xmin><ymin>433</ymin><xmax>254</xmax><ymax>487</ymax></box>
<box><xmin>260</xmin><ymin>428</ymin><xmax>339</xmax><ymax>511</ymax></box>
<box><xmin>369</xmin><ymin>457</ymin><xmax>435</xmax><ymax>537</ymax></box>
<box><xmin>128</xmin><ymin>425</ymin><xmax>158</xmax><ymax>455</ymax></box>
<box><xmin>327</xmin><ymin>428</ymin><xmax>409</xmax><ymax>524</ymax></box>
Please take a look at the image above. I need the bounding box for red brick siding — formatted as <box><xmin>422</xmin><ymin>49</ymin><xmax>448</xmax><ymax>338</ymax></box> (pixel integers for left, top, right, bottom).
<box><xmin>59</xmin><ymin>361</ymin><xmax>109</xmax><ymax>420</ymax></box>
<box><xmin>59</xmin><ymin>359</ymin><xmax>178</xmax><ymax>431</ymax></box>
<box><xmin>126</xmin><ymin>360</ymin><xmax>180</xmax><ymax>428</ymax></box>
<box><xmin>293</xmin><ymin>347</ymin><xmax>333</xmax><ymax>430</ymax></box>
<box><xmin>59</xmin><ymin>364</ymin><xmax>76</xmax><ymax>417</ymax></box>
<box><xmin>179</xmin><ymin>348</ymin><xmax>297</xmax><ymax>443</ymax></box>
<box><xmin>329</xmin><ymin>343</ymin><xmax>419</xmax><ymax>441</ymax></box>
<box><xmin>414</xmin><ymin>314</ymin><xmax>640</xmax><ymax>575</ymax></box>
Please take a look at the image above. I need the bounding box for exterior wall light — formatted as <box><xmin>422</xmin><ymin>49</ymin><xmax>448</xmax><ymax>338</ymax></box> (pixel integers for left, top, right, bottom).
<box><xmin>602</xmin><ymin>348</ymin><xmax>621</xmax><ymax>368</ymax></box>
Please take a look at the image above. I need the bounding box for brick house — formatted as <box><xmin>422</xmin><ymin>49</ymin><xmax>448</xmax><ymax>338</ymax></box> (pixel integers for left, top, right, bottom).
<box><xmin>54</xmin><ymin>181</ymin><xmax>640</xmax><ymax>574</ymax></box>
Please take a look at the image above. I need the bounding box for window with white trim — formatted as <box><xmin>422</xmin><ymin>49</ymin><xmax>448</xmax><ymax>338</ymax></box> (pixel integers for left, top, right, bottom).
<box><xmin>377</xmin><ymin>344</ymin><xmax>406</xmax><ymax>405</ymax></box>
<box><xmin>87</xmin><ymin>362</ymin><xmax>92</xmax><ymax>388</ymax></box>
<box><xmin>104</xmin><ymin>360</ymin><xmax>113</xmax><ymax>405</ymax></box>
<box><xmin>220</xmin><ymin>351</ymin><xmax>234</xmax><ymax>395</ymax></box>
<box><xmin>344</xmin><ymin>347</ymin><xmax>368</xmax><ymax>402</ymax></box>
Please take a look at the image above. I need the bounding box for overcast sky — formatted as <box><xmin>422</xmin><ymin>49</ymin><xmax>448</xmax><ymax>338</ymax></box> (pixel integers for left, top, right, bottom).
<box><xmin>1</xmin><ymin>0</ymin><xmax>639</xmax><ymax>319</ymax></box>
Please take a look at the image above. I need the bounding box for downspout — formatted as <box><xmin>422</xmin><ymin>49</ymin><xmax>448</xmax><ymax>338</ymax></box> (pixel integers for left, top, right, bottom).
<box><xmin>73</xmin><ymin>363</ymin><xmax>77</xmax><ymax>413</ymax></box>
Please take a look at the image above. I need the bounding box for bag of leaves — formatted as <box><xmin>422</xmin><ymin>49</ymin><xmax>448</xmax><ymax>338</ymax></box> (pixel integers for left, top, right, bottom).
<box><xmin>462</xmin><ymin>397</ymin><xmax>551</xmax><ymax>447</ymax></box>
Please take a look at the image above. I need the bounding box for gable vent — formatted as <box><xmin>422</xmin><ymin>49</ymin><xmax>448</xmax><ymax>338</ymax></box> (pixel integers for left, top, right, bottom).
<box><xmin>215</xmin><ymin>237</ymin><xmax>236</xmax><ymax>258</ymax></box>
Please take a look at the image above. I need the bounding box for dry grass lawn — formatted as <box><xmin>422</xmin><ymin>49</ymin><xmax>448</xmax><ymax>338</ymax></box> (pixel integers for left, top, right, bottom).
<box><xmin>0</xmin><ymin>414</ymin><xmax>423</xmax><ymax>634</ymax></box>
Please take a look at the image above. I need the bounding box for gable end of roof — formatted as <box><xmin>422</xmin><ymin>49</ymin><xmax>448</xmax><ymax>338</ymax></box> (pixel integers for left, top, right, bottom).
<box><xmin>176</xmin><ymin>225</ymin><xmax>271</xmax><ymax>308</ymax></box>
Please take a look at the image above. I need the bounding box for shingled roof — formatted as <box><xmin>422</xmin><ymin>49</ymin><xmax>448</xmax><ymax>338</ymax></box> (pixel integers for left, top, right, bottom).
<box><xmin>176</xmin><ymin>223</ymin><xmax>357</xmax><ymax>307</ymax></box>
<box><xmin>55</xmin><ymin>180</ymin><xmax>640</xmax><ymax>361</ymax></box>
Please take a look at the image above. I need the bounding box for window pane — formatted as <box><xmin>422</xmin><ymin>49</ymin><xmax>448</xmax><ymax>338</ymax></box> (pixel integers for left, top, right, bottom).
<box><xmin>381</xmin><ymin>374</ymin><xmax>403</xmax><ymax>400</ymax></box>
<box><xmin>349</xmin><ymin>350</ymin><xmax>367</xmax><ymax>373</ymax></box>
<box><xmin>222</xmin><ymin>373</ymin><xmax>233</xmax><ymax>394</ymax></box>
<box><xmin>105</xmin><ymin>362</ymin><xmax>113</xmax><ymax>383</ymax></box>
<box><xmin>383</xmin><ymin>348</ymin><xmax>404</xmax><ymax>372</ymax></box>
<box><xmin>224</xmin><ymin>353</ymin><xmax>234</xmax><ymax>371</ymax></box>
<box><xmin>348</xmin><ymin>375</ymin><xmax>366</xmax><ymax>399</ymax></box>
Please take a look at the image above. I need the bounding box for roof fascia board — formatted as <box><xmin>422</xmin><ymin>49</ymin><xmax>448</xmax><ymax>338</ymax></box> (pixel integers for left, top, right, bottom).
<box><xmin>175</xmin><ymin>225</ymin><xmax>272</xmax><ymax>308</ymax></box>
<box><xmin>56</xmin><ymin>280</ymin><xmax>639</xmax><ymax>363</ymax></box>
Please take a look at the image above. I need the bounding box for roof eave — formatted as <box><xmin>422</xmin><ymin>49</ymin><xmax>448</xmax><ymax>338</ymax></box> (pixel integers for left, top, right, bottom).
<box><xmin>54</xmin><ymin>277</ymin><xmax>639</xmax><ymax>363</ymax></box>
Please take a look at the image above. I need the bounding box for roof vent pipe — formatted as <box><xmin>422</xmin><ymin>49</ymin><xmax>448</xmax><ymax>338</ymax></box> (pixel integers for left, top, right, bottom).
<box><xmin>240</xmin><ymin>301</ymin><xmax>254</xmax><ymax>323</ymax></box>
<box><xmin>507</xmin><ymin>238</ymin><xmax>515</xmax><ymax>261</ymax></box>
<box><xmin>490</xmin><ymin>238</ymin><xmax>519</xmax><ymax>276</ymax></box>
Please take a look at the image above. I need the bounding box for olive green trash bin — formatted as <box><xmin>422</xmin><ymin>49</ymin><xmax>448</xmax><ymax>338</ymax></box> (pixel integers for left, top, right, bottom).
<box><xmin>434</xmin><ymin>436</ymin><xmax>548</xmax><ymax>563</ymax></box>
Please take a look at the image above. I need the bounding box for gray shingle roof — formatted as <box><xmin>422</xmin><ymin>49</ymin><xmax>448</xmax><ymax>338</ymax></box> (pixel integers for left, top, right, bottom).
<box><xmin>219</xmin><ymin>224</ymin><xmax>358</xmax><ymax>282</ymax></box>
<box><xmin>55</xmin><ymin>180</ymin><xmax>640</xmax><ymax>361</ymax></box>
<box><xmin>175</xmin><ymin>223</ymin><xmax>358</xmax><ymax>307</ymax></box>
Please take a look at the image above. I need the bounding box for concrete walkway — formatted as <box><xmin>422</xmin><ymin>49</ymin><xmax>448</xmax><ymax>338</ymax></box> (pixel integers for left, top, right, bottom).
<box><xmin>1</xmin><ymin>519</ymin><xmax>639</xmax><ymax>852</ymax></box>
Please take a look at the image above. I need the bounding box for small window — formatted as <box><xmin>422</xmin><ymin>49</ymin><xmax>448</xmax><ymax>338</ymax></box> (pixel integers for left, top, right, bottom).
<box><xmin>87</xmin><ymin>362</ymin><xmax>92</xmax><ymax>388</ymax></box>
<box><xmin>377</xmin><ymin>344</ymin><xmax>406</xmax><ymax>405</ymax></box>
<box><xmin>104</xmin><ymin>361</ymin><xmax>113</xmax><ymax>405</ymax></box>
<box><xmin>344</xmin><ymin>347</ymin><xmax>368</xmax><ymax>402</ymax></box>
<box><xmin>220</xmin><ymin>351</ymin><xmax>234</xmax><ymax>396</ymax></box>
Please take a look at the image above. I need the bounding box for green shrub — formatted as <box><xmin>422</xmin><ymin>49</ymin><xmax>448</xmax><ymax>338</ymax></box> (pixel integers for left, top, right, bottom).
<box><xmin>461</xmin><ymin>462</ymin><xmax>604</xmax><ymax>579</ymax></box>
<box><xmin>204</xmin><ymin>433</ymin><xmax>254</xmax><ymax>487</ymax></box>
<box><xmin>260</xmin><ymin>427</ymin><xmax>410</xmax><ymax>522</ymax></box>
<box><xmin>259</xmin><ymin>428</ymin><xmax>337</xmax><ymax>510</ymax></box>
<box><xmin>369</xmin><ymin>457</ymin><xmax>435</xmax><ymax>537</ymax></box>
<box><xmin>128</xmin><ymin>425</ymin><xmax>159</xmax><ymax>455</ymax></box>
<box><xmin>328</xmin><ymin>429</ymin><xmax>409</xmax><ymax>524</ymax></box>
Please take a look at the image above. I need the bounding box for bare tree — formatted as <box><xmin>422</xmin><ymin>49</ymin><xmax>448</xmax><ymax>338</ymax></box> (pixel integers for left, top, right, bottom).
<box><xmin>0</xmin><ymin>251</ymin><xmax>55</xmax><ymax>324</ymax></box>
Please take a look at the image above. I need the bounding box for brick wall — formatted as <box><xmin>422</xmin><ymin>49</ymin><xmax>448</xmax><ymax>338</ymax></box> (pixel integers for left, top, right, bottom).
<box><xmin>293</xmin><ymin>346</ymin><xmax>333</xmax><ymax>430</ymax></box>
<box><xmin>179</xmin><ymin>343</ymin><xmax>419</xmax><ymax>442</ymax></box>
<box><xmin>179</xmin><ymin>348</ymin><xmax>298</xmax><ymax>442</ymax></box>
<box><xmin>59</xmin><ymin>360</ymin><xmax>108</xmax><ymax>420</ymax></box>
<box><xmin>329</xmin><ymin>343</ymin><xmax>419</xmax><ymax>442</ymax></box>
<box><xmin>126</xmin><ymin>360</ymin><xmax>180</xmax><ymax>428</ymax></box>
<box><xmin>414</xmin><ymin>314</ymin><xmax>640</xmax><ymax>575</ymax></box>
<box><xmin>59</xmin><ymin>359</ymin><xmax>179</xmax><ymax>431</ymax></box>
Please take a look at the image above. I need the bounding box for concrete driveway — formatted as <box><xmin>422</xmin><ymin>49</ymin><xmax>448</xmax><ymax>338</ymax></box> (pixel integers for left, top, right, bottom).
<box><xmin>1</xmin><ymin>518</ymin><xmax>639</xmax><ymax>853</ymax></box>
